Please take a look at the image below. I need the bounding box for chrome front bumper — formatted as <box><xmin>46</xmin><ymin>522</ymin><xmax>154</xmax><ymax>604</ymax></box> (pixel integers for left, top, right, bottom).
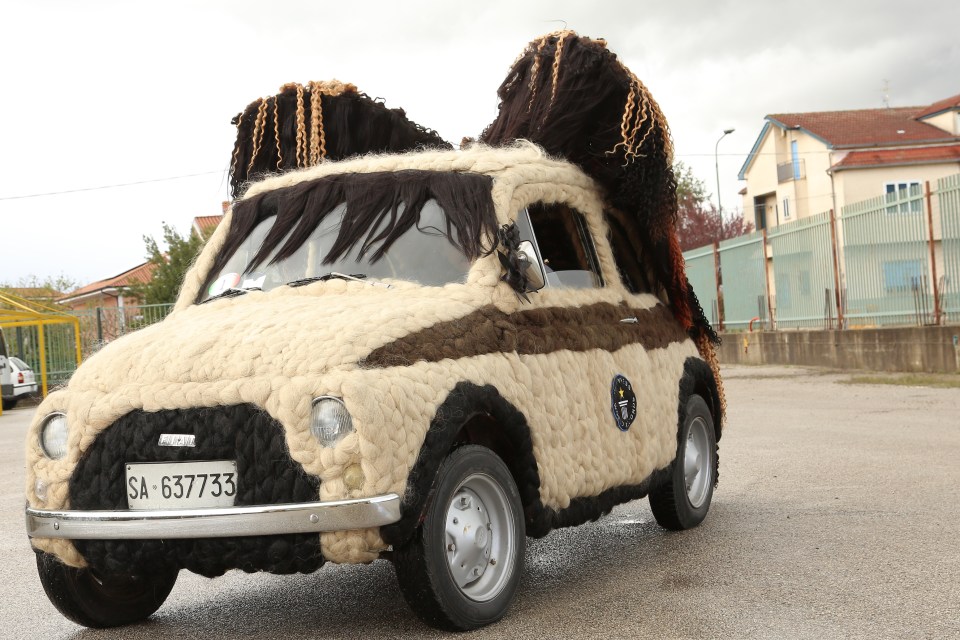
<box><xmin>26</xmin><ymin>494</ymin><xmax>401</xmax><ymax>540</ymax></box>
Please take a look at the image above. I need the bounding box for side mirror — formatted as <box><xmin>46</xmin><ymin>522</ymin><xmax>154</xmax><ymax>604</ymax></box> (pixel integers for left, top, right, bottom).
<box><xmin>517</xmin><ymin>240</ymin><xmax>545</xmax><ymax>292</ymax></box>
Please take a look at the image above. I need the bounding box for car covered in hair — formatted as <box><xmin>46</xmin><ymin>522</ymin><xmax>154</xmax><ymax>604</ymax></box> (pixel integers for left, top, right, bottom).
<box><xmin>25</xmin><ymin>32</ymin><xmax>724</xmax><ymax>632</ymax></box>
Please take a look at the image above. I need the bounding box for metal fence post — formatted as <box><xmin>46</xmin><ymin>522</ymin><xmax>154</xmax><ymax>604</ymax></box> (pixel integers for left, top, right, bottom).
<box><xmin>925</xmin><ymin>180</ymin><xmax>941</xmax><ymax>325</ymax></box>
<box><xmin>828</xmin><ymin>209</ymin><xmax>844</xmax><ymax>329</ymax></box>
<box><xmin>96</xmin><ymin>307</ymin><xmax>103</xmax><ymax>344</ymax></box>
<box><xmin>37</xmin><ymin>323</ymin><xmax>48</xmax><ymax>398</ymax></box>
<box><xmin>713</xmin><ymin>241</ymin><xmax>724</xmax><ymax>331</ymax></box>
<box><xmin>761</xmin><ymin>228</ymin><xmax>774</xmax><ymax>329</ymax></box>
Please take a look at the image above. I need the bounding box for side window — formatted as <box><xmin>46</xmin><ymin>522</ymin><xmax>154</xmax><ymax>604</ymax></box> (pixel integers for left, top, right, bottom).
<box><xmin>517</xmin><ymin>203</ymin><xmax>603</xmax><ymax>288</ymax></box>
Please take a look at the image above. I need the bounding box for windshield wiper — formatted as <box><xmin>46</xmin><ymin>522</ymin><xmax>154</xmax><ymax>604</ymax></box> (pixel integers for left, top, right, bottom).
<box><xmin>288</xmin><ymin>272</ymin><xmax>393</xmax><ymax>289</ymax></box>
<box><xmin>201</xmin><ymin>286</ymin><xmax>262</xmax><ymax>304</ymax></box>
<box><xmin>287</xmin><ymin>273</ymin><xmax>367</xmax><ymax>288</ymax></box>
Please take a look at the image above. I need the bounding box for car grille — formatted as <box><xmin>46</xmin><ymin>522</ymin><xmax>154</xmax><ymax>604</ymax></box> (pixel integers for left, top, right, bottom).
<box><xmin>69</xmin><ymin>404</ymin><xmax>323</xmax><ymax>578</ymax></box>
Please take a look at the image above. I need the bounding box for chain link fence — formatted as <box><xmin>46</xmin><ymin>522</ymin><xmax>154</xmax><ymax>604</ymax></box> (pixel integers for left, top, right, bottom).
<box><xmin>3</xmin><ymin>303</ymin><xmax>174</xmax><ymax>393</ymax></box>
<box><xmin>70</xmin><ymin>304</ymin><xmax>174</xmax><ymax>357</ymax></box>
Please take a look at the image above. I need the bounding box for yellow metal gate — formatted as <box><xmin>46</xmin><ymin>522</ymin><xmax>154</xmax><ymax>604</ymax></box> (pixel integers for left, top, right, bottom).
<box><xmin>0</xmin><ymin>291</ymin><xmax>82</xmax><ymax>415</ymax></box>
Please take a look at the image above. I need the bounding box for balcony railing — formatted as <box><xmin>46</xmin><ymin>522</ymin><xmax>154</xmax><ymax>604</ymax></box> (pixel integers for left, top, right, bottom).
<box><xmin>777</xmin><ymin>159</ymin><xmax>805</xmax><ymax>183</ymax></box>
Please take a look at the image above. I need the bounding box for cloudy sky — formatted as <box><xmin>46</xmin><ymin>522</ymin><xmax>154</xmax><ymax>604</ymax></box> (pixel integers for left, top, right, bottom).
<box><xmin>2</xmin><ymin>0</ymin><xmax>958</xmax><ymax>288</ymax></box>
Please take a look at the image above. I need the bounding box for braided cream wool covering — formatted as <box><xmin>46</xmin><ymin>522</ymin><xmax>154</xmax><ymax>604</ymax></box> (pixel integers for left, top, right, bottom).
<box><xmin>26</xmin><ymin>143</ymin><xmax>700</xmax><ymax>567</ymax></box>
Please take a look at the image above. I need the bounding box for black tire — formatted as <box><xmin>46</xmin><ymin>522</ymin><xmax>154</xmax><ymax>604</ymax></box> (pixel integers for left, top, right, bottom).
<box><xmin>394</xmin><ymin>445</ymin><xmax>525</xmax><ymax>631</ymax></box>
<box><xmin>2</xmin><ymin>397</ymin><xmax>15</xmax><ymax>411</ymax></box>
<box><xmin>649</xmin><ymin>395</ymin><xmax>718</xmax><ymax>531</ymax></box>
<box><xmin>35</xmin><ymin>551</ymin><xmax>178</xmax><ymax>628</ymax></box>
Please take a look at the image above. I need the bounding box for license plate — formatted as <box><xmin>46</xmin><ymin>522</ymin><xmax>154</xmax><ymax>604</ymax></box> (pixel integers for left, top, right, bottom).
<box><xmin>125</xmin><ymin>461</ymin><xmax>237</xmax><ymax>510</ymax></box>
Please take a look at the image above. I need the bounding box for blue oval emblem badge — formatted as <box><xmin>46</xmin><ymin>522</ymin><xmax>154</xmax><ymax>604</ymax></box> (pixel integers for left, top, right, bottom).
<box><xmin>610</xmin><ymin>374</ymin><xmax>638</xmax><ymax>431</ymax></box>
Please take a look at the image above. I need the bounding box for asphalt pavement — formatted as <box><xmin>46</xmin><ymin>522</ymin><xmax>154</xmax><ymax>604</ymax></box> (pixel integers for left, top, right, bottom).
<box><xmin>1</xmin><ymin>365</ymin><xmax>958</xmax><ymax>639</ymax></box>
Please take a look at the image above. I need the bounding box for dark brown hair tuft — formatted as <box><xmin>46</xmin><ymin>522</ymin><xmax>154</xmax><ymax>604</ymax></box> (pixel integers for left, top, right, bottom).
<box><xmin>229</xmin><ymin>81</ymin><xmax>451</xmax><ymax>199</ymax></box>
<box><xmin>480</xmin><ymin>31</ymin><xmax>718</xmax><ymax>345</ymax></box>
<box><xmin>200</xmin><ymin>171</ymin><xmax>497</xmax><ymax>299</ymax></box>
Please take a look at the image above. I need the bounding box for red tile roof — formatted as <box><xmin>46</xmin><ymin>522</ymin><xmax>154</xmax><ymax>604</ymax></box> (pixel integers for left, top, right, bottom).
<box><xmin>193</xmin><ymin>215</ymin><xmax>224</xmax><ymax>236</ymax></box>
<box><xmin>768</xmin><ymin>106</ymin><xmax>958</xmax><ymax>148</ymax></box>
<box><xmin>60</xmin><ymin>261</ymin><xmax>156</xmax><ymax>302</ymax></box>
<box><xmin>915</xmin><ymin>93</ymin><xmax>960</xmax><ymax>119</ymax></box>
<box><xmin>832</xmin><ymin>144</ymin><xmax>960</xmax><ymax>171</ymax></box>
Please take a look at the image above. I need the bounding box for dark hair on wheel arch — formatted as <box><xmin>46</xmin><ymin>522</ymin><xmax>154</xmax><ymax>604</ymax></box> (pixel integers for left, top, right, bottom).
<box><xmin>381</xmin><ymin>381</ymin><xmax>692</xmax><ymax>547</ymax></box>
<box><xmin>680</xmin><ymin>356</ymin><xmax>723</xmax><ymax>440</ymax></box>
<box><xmin>380</xmin><ymin>382</ymin><xmax>542</xmax><ymax>546</ymax></box>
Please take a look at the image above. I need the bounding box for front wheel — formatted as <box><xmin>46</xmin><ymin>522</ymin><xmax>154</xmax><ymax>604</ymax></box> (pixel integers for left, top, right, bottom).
<box><xmin>35</xmin><ymin>551</ymin><xmax>178</xmax><ymax>628</ymax></box>
<box><xmin>394</xmin><ymin>445</ymin><xmax>525</xmax><ymax>631</ymax></box>
<box><xmin>649</xmin><ymin>394</ymin><xmax>718</xmax><ymax>530</ymax></box>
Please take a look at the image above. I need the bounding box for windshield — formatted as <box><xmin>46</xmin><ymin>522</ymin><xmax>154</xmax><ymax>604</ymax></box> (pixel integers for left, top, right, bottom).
<box><xmin>201</xmin><ymin>199</ymin><xmax>471</xmax><ymax>301</ymax></box>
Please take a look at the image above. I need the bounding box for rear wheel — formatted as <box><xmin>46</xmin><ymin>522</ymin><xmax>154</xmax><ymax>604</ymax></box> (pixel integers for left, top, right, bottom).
<box><xmin>394</xmin><ymin>445</ymin><xmax>525</xmax><ymax>631</ymax></box>
<box><xmin>2</xmin><ymin>398</ymin><xmax>15</xmax><ymax>411</ymax></box>
<box><xmin>649</xmin><ymin>395</ymin><xmax>717</xmax><ymax>530</ymax></box>
<box><xmin>35</xmin><ymin>551</ymin><xmax>178</xmax><ymax>628</ymax></box>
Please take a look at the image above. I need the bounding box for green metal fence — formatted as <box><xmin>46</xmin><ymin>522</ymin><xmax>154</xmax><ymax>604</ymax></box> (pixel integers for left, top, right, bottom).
<box><xmin>717</xmin><ymin>231</ymin><xmax>768</xmax><ymax>330</ymax></box>
<box><xmin>940</xmin><ymin>174</ymin><xmax>960</xmax><ymax>323</ymax></box>
<box><xmin>767</xmin><ymin>211</ymin><xmax>838</xmax><ymax>329</ymax></box>
<box><xmin>3</xmin><ymin>303</ymin><xmax>174</xmax><ymax>389</ymax></box>
<box><xmin>4</xmin><ymin>323</ymin><xmax>80</xmax><ymax>390</ymax></box>
<box><xmin>682</xmin><ymin>172</ymin><xmax>960</xmax><ymax>331</ymax></box>
<box><xmin>683</xmin><ymin>244</ymin><xmax>719</xmax><ymax>327</ymax></box>
<box><xmin>71</xmin><ymin>304</ymin><xmax>174</xmax><ymax>356</ymax></box>
<box><xmin>842</xmin><ymin>184</ymin><xmax>933</xmax><ymax>327</ymax></box>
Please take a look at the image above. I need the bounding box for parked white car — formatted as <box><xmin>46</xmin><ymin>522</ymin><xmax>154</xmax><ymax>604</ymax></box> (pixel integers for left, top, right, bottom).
<box><xmin>3</xmin><ymin>356</ymin><xmax>39</xmax><ymax>409</ymax></box>
<box><xmin>0</xmin><ymin>336</ymin><xmax>10</xmax><ymax>409</ymax></box>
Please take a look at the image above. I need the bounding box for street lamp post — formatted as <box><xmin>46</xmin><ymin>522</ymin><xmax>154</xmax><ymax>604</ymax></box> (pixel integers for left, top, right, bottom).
<box><xmin>714</xmin><ymin>128</ymin><xmax>735</xmax><ymax>238</ymax></box>
<box><xmin>713</xmin><ymin>128</ymin><xmax>735</xmax><ymax>332</ymax></box>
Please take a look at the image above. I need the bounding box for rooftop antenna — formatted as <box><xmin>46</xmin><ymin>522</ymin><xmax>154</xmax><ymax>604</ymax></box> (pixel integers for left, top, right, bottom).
<box><xmin>881</xmin><ymin>79</ymin><xmax>890</xmax><ymax>109</ymax></box>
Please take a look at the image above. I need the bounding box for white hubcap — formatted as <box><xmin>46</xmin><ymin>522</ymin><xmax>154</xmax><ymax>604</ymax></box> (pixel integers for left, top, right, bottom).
<box><xmin>684</xmin><ymin>416</ymin><xmax>712</xmax><ymax>508</ymax></box>
<box><xmin>443</xmin><ymin>473</ymin><xmax>516</xmax><ymax>602</ymax></box>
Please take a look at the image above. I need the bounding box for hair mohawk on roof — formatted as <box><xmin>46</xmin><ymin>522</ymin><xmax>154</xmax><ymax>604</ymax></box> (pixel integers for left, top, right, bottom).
<box><xmin>480</xmin><ymin>31</ymin><xmax>718</xmax><ymax>344</ymax></box>
<box><xmin>480</xmin><ymin>30</ymin><xmax>722</xmax><ymax>411</ymax></box>
<box><xmin>229</xmin><ymin>80</ymin><xmax>451</xmax><ymax>198</ymax></box>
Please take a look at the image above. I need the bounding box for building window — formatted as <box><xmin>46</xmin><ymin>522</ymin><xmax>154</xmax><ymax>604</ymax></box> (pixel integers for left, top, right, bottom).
<box><xmin>882</xmin><ymin>259</ymin><xmax>923</xmax><ymax>292</ymax></box>
<box><xmin>798</xmin><ymin>270</ymin><xmax>811</xmax><ymax>295</ymax></box>
<box><xmin>884</xmin><ymin>181</ymin><xmax>922</xmax><ymax>215</ymax></box>
<box><xmin>791</xmin><ymin>141</ymin><xmax>801</xmax><ymax>180</ymax></box>
<box><xmin>782</xmin><ymin>198</ymin><xmax>791</xmax><ymax>220</ymax></box>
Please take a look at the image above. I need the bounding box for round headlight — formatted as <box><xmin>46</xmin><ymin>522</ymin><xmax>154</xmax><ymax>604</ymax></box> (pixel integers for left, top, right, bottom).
<box><xmin>39</xmin><ymin>412</ymin><xmax>69</xmax><ymax>459</ymax></box>
<box><xmin>310</xmin><ymin>397</ymin><xmax>354</xmax><ymax>447</ymax></box>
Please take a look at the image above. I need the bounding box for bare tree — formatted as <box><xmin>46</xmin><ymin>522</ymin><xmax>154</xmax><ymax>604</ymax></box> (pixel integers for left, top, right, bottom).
<box><xmin>674</xmin><ymin>162</ymin><xmax>753</xmax><ymax>251</ymax></box>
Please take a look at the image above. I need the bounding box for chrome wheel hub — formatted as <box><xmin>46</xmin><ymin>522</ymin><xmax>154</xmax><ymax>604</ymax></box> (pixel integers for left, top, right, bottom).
<box><xmin>684</xmin><ymin>416</ymin><xmax>712</xmax><ymax>508</ymax></box>
<box><xmin>444</xmin><ymin>473</ymin><xmax>516</xmax><ymax>602</ymax></box>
